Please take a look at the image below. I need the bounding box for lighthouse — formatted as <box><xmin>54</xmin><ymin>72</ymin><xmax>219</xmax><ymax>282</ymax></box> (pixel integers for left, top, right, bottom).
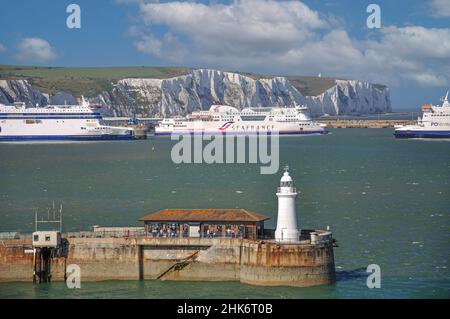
<box><xmin>275</xmin><ymin>167</ymin><xmax>299</xmax><ymax>242</ymax></box>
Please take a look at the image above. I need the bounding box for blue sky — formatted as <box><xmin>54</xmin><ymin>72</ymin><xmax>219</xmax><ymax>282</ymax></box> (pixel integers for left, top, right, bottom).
<box><xmin>1</xmin><ymin>0</ymin><xmax>449</xmax><ymax>110</ymax></box>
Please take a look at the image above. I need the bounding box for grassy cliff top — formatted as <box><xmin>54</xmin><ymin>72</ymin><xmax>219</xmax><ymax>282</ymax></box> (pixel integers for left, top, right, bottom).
<box><xmin>0</xmin><ymin>65</ymin><xmax>191</xmax><ymax>79</ymax></box>
<box><xmin>0</xmin><ymin>65</ymin><xmax>338</xmax><ymax>97</ymax></box>
<box><xmin>0</xmin><ymin>65</ymin><xmax>192</xmax><ymax>97</ymax></box>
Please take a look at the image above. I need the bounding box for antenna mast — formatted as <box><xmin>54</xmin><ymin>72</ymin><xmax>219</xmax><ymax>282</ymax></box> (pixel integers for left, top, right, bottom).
<box><xmin>34</xmin><ymin>202</ymin><xmax>63</xmax><ymax>232</ymax></box>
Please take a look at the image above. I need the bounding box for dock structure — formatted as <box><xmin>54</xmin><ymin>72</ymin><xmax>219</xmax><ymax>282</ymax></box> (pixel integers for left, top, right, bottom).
<box><xmin>0</xmin><ymin>170</ymin><xmax>337</xmax><ymax>287</ymax></box>
<box><xmin>102</xmin><ymin>117</ymin><xmax>162</xmax><ymax>139</ymax></box>
<box><xmin>30</xmin><ymin>208</ymin><xmax>70</xmax><ymax>284</ymax></box>
<box><xmin>319</xmin><ymin>119</ymin><xmax>415</xmax><ymax>128</ymax></box>
<box><xmin>0</xmin><ymin>231</ymin><xmax>336</xmax><ymax>287</ymax></box>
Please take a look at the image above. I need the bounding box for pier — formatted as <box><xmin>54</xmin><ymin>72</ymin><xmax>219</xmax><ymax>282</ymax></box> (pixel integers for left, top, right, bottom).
<box><xmin>0</xmin><ymin>229</ymin><xmax>336</xmax><ymax>287</ymax></box>
<box><xmin>103</xmin><ymin>117</ymin><xmax>160</xmax><ymax>139</ymax></box>
<box><xmin>319</xmin><ymin>119</ymin><xmax>414</xmax><ymax>128</ymax></box>
<box><xmin>0</xmin><ymin>169</ymin><xmax>337</xmax><ymax>287</ymax></box>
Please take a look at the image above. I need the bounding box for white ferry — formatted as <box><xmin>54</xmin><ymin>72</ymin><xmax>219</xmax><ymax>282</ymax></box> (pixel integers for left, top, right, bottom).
<box><xmin>155</xmin><ymin>104</ymin><xmax>327</xmax><ymax>135</ymax></box>
<box><xmin>0</xmin><ymin>98</ymin><xmax>133</xmax><ymax>141</ymax></box>
<box><xmin>394</xmin><ymin>91</ymin><xmax>450</xmax><ymax>139</ymax></box>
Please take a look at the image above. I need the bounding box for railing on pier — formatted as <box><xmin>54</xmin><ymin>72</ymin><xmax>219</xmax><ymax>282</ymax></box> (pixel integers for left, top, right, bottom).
<box><xmin>145</xmin><ymin>230</ymin><xmax>245</xmax><ymax>240</ymax></box>
<box><xmin>6</xmin><ymin>228</ymin><xmax>276</xmax><ymax>241</ymax></box>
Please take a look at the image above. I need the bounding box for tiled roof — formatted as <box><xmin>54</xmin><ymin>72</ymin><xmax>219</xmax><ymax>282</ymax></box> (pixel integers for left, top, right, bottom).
<box><xmin>139</xmin><ymin>208</ymin><xmax>269</xmax><ymax>223</ymax></box>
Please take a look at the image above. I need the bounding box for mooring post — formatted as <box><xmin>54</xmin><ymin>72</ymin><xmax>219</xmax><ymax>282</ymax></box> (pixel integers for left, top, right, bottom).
<box><xmin>32</xmin><ymin>248</ymin><xmax>36</xmax><ymax>284</ymax></box>
<box><xmin>64</xmin><ymin>256</ymin><xmax>67</xmax><ymax>282</ymax></box>
<box><xmin>138</xmin><ymin>245</ymin><xmax>144</xmax><ymax>281</ymax></box>
<box><xmin>38</xmin><ymin>249</ymin><xmax>42</xmax><ymax>283</ymax></box>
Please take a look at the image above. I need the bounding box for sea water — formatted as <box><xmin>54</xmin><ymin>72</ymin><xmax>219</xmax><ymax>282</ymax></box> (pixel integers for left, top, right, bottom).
<box><xmin>0</xmin><ymin>129</ymin><xmax>448</xmax><ymax>298</ymax></box>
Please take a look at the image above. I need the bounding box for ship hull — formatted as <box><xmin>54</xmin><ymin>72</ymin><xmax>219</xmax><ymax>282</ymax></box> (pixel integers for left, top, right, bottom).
<box><xmin>393</xmin><ymin>130</ymin><xmax>450</xmax><ymax>139</ymax></box>
<box><xmin>155</xmin><ymin>130</ymin><xmax>327</xmax><ymax>136</ymax></box>
<box><xmin>0</xmin><ymin>134</ymin><xmax>133</xmax><ymax>141</ymax></box>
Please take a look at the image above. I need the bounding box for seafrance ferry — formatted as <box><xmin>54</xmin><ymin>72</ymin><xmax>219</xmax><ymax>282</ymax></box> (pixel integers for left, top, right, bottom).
<box><xmin>394</xmin><ymin>91</ymin><xmax>450</xmax><ymax>139</ymax></box>
<box><xmin>0</xmin><ymin>98</ymin><xmax>133</xmax><ymax>141</ymax></box>
<box><xmin>155</xmin><ymin>104</ymin><xmax>327</xmax><ymax>135</ymax></box>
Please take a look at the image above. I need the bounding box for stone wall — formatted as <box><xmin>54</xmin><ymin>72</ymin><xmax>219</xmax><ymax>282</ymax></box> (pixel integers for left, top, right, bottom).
<box><xmin>240</xmin><ymin>241</ymin><xmax>336</xmax><ymax>287</ymax></box>
<box><xmin>0</xmin><ymin>242</ymin><xmax>34</xmax><ymax>282</ymax></box>
<box><xmin>0</xmin><ymin>235</ymin><xmax>335</xmax><ymax>287</ymax></box>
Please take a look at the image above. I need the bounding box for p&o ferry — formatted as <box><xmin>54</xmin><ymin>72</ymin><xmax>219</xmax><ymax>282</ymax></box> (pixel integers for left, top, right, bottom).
<box><xmin>0</xmin><ymin>98</ymin><xmax>133</xmax><ymax>141</ymax></box>
<box><xmin>394</xmin><ymin>91</ymin><xmax>450</xmax><ymax>139</ymax></box>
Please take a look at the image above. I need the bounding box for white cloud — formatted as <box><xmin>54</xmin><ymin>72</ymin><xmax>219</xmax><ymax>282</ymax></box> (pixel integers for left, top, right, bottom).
<box><xmin>135</xmin><ymin>33</ymin><xmax>185</xmax><ymax>61</ymax></box>
<box><xmin>17</xmin><ymin>37</ymin><xmax>57</xmax><ymax>63</ymax></box>
<box><xmin>135</xmin><ymin>34</ymin><xmax>162</xmax><ymax>56</ymax></box>
<box><xmin>360</xmin><ymin>26</ymin><xmax>450</xmax><ymax>86</ymax></box>
<box><xmin>138</xmin><ymin>0</ymin><xmax>328</xmax><ymax>53</ymax></box>
<box><xmin>128</xmin><ymin>0</ymin><xmax>450</xmax><ymax>87</ymax></box>
<box><xmin>0</xmin><ymin>42</ymin><xmax>6</xmax><ymax>53</ymax></box>
<box><xmin>429</xmin><ymin>0</ymin><xmax>450</xmax><ymax>18</ymax></box>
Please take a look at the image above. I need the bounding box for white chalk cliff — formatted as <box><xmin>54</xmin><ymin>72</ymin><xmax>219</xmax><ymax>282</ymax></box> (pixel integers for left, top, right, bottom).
<box><xmin>0</xmin><ymin>69</ymin><xmax>391</xmax><ymax>116</ymax></box>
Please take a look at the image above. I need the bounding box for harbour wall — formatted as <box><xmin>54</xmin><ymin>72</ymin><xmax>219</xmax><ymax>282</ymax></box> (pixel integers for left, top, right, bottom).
<box><xmin>319</xmin><ymin>119</ymin><xmax>414</xmax><ymax>128</ymax></box>
<box><xmin>0</xmin><ymin>234</ymin><xmax>335</xmax><ymax>287</ymax></box>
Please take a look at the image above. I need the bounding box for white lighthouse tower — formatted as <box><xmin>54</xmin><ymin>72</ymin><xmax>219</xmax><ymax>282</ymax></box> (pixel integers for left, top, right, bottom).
<box><xmin>275</xmin><ymin>167</ymin><xmax>299</xmax><ymax>242</ymax></box>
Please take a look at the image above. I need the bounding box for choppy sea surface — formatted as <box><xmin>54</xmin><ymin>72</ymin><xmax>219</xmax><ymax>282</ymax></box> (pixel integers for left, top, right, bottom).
<box><xmin>0</xmin><ymin>129</ymin><xmax>449</xmax><ymax>298</ymax></box>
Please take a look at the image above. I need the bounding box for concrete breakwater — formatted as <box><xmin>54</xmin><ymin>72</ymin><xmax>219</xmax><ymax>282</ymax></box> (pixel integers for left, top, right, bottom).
<box><xmin>0</xmin><ymin>230</ymin><xmax>335</xmax><ymax>287</ymax></box>
<box><xmin>320</xmin><ymin>119</ymin><xmax>414</xmax><ymax>128</ymax></box>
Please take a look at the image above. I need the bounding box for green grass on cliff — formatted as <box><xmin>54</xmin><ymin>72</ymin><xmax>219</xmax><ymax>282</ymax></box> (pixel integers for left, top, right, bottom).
<box><xmin>285</xmin><ymin>76</ymin><xmax>336</xmax><ymax>96</ymax></box>
<box><xmin>0</xmin><ymin>65</ymin><xmax>192</xmax><ymax>97</ymax></box>
<box><xmin>0</xmin><ymin>65</ymin><xmax>338</xmax><ymax>97</ymax></box>
<box><xmin>0</xmin><ymin>65</ymin><xmax>191</xmax><ymax>79</ymax></box>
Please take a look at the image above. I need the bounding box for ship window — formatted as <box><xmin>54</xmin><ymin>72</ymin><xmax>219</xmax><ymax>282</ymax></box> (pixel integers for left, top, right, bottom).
<box><xmin>33</xmin><ymin>234</ymin><xmax>39</xmax><ymax>241</ymax></box>
<box><xmin>241</xmin><ymin>115</ymin><xmax>266</xmax><ymax>121</ymax></box>
<box><xmin>45</xmin><ymin>235</ymin><xmax>51</xmax><ymax>241</ymax></box>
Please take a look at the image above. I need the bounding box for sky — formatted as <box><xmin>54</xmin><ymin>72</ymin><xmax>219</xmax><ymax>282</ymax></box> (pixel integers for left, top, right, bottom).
<box><xmin>0</xmin><ymin>0</ymin><xmax>449</xmax><ymax>110</ymax></box>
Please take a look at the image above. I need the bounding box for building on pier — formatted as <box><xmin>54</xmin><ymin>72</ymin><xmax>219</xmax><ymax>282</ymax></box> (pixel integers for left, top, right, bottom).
<box><xmin>139</xmin><ymin>208</ymin><xmax>269</xmax><ymax>240</ymax></box>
